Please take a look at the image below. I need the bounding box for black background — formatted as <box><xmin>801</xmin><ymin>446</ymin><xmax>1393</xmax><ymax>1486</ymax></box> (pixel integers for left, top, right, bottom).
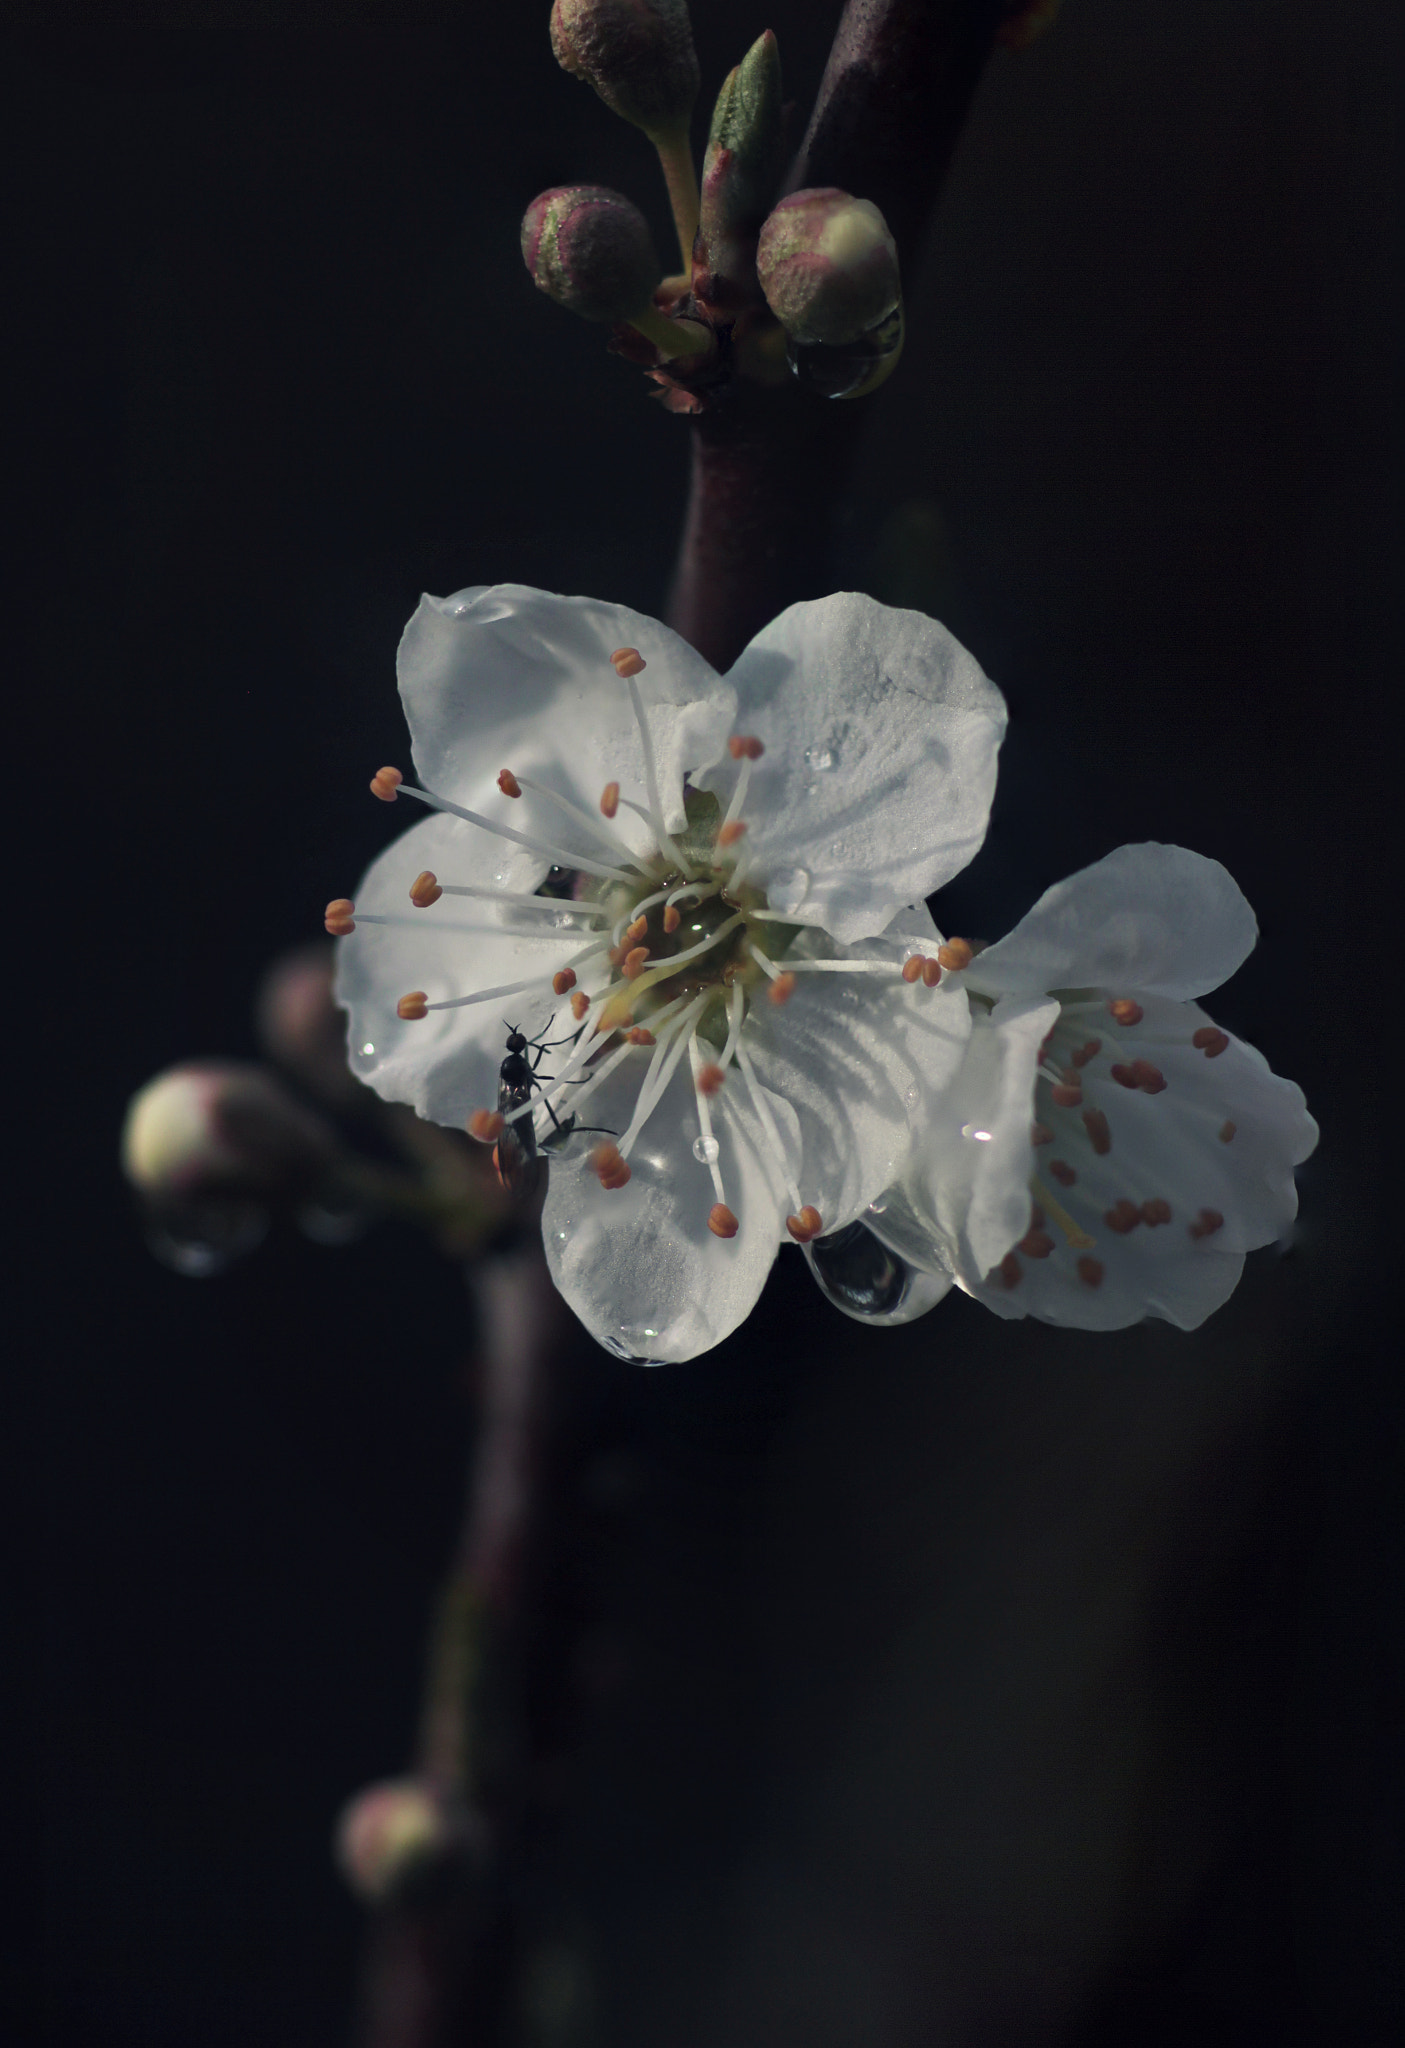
<box><xmin>17</xmin><ymin>3</ymin><xmax>1400</xmax><ymax>2044</ymax></box>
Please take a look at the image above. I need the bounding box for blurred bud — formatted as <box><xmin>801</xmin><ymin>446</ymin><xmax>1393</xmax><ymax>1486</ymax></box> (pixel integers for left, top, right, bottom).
<box><xmin>522</xmin><ymin>185</ymin><xmax>660</xmax><ymax>322</ymax></box>
<box><xmin>122</xmin><ymin>1061</ymin><xmax>336</xmax><ymax>1204</ymax></box>
<box><xmin>999</xmin><ymin>0</ymin><xmax>1062</xmax><ymax>51</ymax></box>
<box><xmin>335</xmin><ymin>1778</ymin><xmax>486</xmax><ymax>1905</ymax></box>
<box><xmin>549</xmin><ymin>0</ymin><xmax>699</xmax><ymax>142</ymax></box>
<box><xmin>757</xmin><ymin>188</ymin><xmax>900</xmax><ymax>347</ymax></box>
<box><xmin>257</xmin><ymin>943</ymin><xmax>360</xmax><ymax>1104</ymax></box>
<box><xmin>694</xmin><ymin>30</ymin><xmax>784</xmax><ymax>308</ymax></box>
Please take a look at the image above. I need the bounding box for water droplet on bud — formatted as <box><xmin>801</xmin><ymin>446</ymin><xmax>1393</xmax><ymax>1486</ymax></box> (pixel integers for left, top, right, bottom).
<box><xmin>146</xmin><ymin>1199</ymin><xmax>269</xmax><ymax>1277</ymax></box>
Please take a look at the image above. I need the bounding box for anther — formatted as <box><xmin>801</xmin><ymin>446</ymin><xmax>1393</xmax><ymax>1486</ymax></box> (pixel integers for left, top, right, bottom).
<box><xmin>600</xmin><ymin>781</ymin><xmax>620</xmax><ymax>819</ymax></box>
<box><xmin>696</xmin><ymin>1062</ymin><xmax>726</xmax><ymax>1097</ymax></box>
<box><xmin>610</xmin><ymin>647</ymin><xmax>646</xmax><ymax>678</ymax></box>
<box><xmin>468</xmin><ymin>1110</ymin><xmax>505</xmax><ymax>1143</ymax></box>
<box><xmin>1193</xmin><ymin>1026</ymin><xmax>1229</xmax><ymax>1058</ymax></box>
<box><xmin>1110</xmin><ymin>1064</ymin><xmax>1139</xmax><ymax>1089</ymax></box>
<box><xmin>552</xmin><ymin>969</ymin><xmax>578</xmax><ymax>995</ymax></box>
<box><xmin>786</xmin><ymin>1206</ymin><xmax>824</xmax><ymax>1244</ymax></box>
<box><xmin>1019</xmin><ymin>1228</ymin><xmax>1055</xmax><ymax>1259</ymax></box>
<box><xmin>1130</xmin><ymin>1058</ymin><xmax>1167</xmax><ymax>1094</ymax></box>
<box><xmin>590</xmin><ymin>1142</ymin><xmax>632</xmax><ymax>1190</ymax></box>
<box><xmin>1076</xmin><ymin>1256</ymin><xmax>1105</xmax><ymax>1289</ymax></box>
<box><xmin>901</xmin><ymin>956</ymin><xmax>924</xmax><ymax>984</ymax></box>
<box><xmin>1218</xmin><ymin>1120</ymin><xmax>1236</xmax><ymax>1144</ymax></box>
<box><xmin>625</xmin><ymin>915</ymin><xmax>648</xmax><ymax>943</ymax></box>
<box><xmin>622</xmin><ymin>945</ymin><xmax>651</xmax><ymax>978</ymax></box>
<box><xmin>921</xmin><ymin>958</ymin><xmax>942</xmax><ymax>989</ymax></box>
<box><xmin>409</xmin><ymin>871</ymin><xmax>443</xmax><ymax>908</ymax></box>
<box><xmin>370</xmin><ymin>766</ymin><xmax>403</xmax><ymax>802</ymax></box>
<box><xmin>1049</xmin><ymin>1159</ymin><xmax>1076</xmax><ymax>1187</ymax></box>
<box><xmin>397</xmin><ymin>992</ymin><xmax>429</xmax><ymax>1021</ymax></box>
<box><xmin>1050</xmin><ymin>1074</ymin><xmax>1083</xmax><ymax>1108</ymax></box>
<box><xmin>717</xmin><ymin>820</ymin><xmax>747</xmax><ymax>848</ymax></box>
<box><xmin>708</xmin><ymin>1203</ymin><xmax>740</xmax><ymax>1239</ymax></box>
<box><xmin>1141</xmin><ymin>1198</ymin><xmax>1172</xmax><ymax>1226</ymax></box>
<box><xmin>1082</xmin><ymin>1108</ymin><xmax>1112</xmax><ymax>1155</ymax></box>
<box><xmin>937</xmin><ymin>938</ymin><xmax>973</xmax><ymax>971</ymax></box>
<box><xmin>625</xmin><ymin>1027</ymin><xmax>656</xmax><ymax>1046</ymax></box>
<box><xmin>663</xmin><ymin>905</ymin><xmax>681</xmax><ymax>934</ymax></box>
<box><xmin>1188</xmin><ymin>1208</ymin><xmax>1225</xmax><ymax>1240</ymax></box>
<box><xmin>1031</xmin><ymin>1122</ymin><xmax>1054</xmax><ymax>1146</ymax></box>
<box><xmin>497</xmin><ymin>769</ymin><xmax>522</xmax><ymax>798</ymax></box>
<box><xmin>1071</xmin><ymin>1038</ymin><xmax>1102</xmax><ymax>1068</ymax></box>
<box><xmin>1103</xmin><ymin>1199</ymin><xmax>1142</xmax><ymax>1234</ymax></box>
<box><xmin>994</xmin><ymin>1250</ymin><xmax>1022</xmax><ymax>1289</ymax></box>
<box><xmin>727</xmin><ymin>734</ymin><xmax>765</xmax><ymax>761</ymax></box>
<box><xmin>768</xmin><ymin>972</ymin><xmax>797</xmax><ymax>1006</ymax></box>
<box><xmin>324</xmin><ymin>897</ymin><xmax>356</xmax><ymax>936</ymax></box>
<box><xmin>570</xmin><ymin>990</ymin><xmax>591</xmax><ymax>1021</ymax></box>
<box><xmin>1108</xmin><ymin>998</ymin><xmax>1143</xmax><ymax>1026</ymax></box>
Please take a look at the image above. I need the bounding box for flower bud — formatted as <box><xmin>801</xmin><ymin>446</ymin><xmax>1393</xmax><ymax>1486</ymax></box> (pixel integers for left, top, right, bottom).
<box><xmin>256</xmin><ymin>943</ymin><xmax>361</xmax><ymax>1103</ymax></box>
<box><xmin>334</xmin><ymin>1778</ymin><xmax>485</xmax><ymax>1905</ymax></box>
<box><xmin>122</xmin><ymin>1061</ymin><xmax>337</xmax><ymax>1203</ymax></box>
<box><xmin>522</xmin><ymin>185</ymin><xmax>660</xmax><ymax>322</ymax></box>
<box><xmin>756</xmin><ymin>188</ymin><xmax>901</xmax><ymax>348</ymax></box>
<box><xmin>549</xmin><ymin>0</ymin><xmax>699</xmax><ymax>142</ymax></box>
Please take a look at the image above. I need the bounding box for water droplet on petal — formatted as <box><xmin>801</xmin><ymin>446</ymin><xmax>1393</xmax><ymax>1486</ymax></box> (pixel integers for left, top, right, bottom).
<box><xmin>903</xmin><ymin>1082</ymin><xmax>919</xmax><ymax>1111</ymax></box>
<box><xmin>691</xmin><ymin>1135</ymin><xmax>721</xmax><ymax>1164</ymax></box>
<box><xmin>804</xmin><ymin>746</ymin><xmax>834</xmax><ymax>772</ymax></box>
<box><xmin>359</xmin><ymin>1042</ymin><xmax>376</xmax><ymax>1058</ymax></box>
<box><xmin>805</xmin><ymin>1219</ymin><xmax>950</xmax><ymax>1326</ymax></box>
<box><xmin>601</xmin><ymin>1331</ymin><xmax>667</xmax><ymax>1367</ymax></box>
<box><xmin>960</xmin><ymin>1122</ymin><xmax>994</xmax><ymax>1141</ymax></box>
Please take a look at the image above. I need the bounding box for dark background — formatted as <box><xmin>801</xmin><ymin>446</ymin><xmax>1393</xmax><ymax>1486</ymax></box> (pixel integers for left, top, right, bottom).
<box><xmin>17</xmin><ymin>3</ymin><xmax>1399</xmax><ymax>2044</ymax></box>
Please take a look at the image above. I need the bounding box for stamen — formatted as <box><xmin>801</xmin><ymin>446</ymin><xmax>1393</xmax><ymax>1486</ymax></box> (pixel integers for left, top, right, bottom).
<box><xmin>497</xmin><ymin>769</ymin><xmax>522</xmax><ymax>798</ymax></box>
<box><xmin>391</xmin><ymin>777</ymin><xmax>634</xmax><ymax>884</ymax></box>
<box><xmin>1050</xmin><ymin>1072</ymin><xmax>1083</xmax><ymax>1108</ymax></box>
<box><xmin>921</xmin><ymin>958</ymin><xmax>943</xmax><ymax>989</ymax></box>
<box><xmin>1218</xmin><ymin>1120</ymin><xmax>1236</xmax><ymax>1143</ymax></box>
<box><xmin>420</xmin><ymin>881</ymin><xmax>607</xmax><ymax>922</ymax></box>
<box><xmin>591</xmin><ymin>1141</ymin><xmax>632</xmax><ymax>1191</ymax></box>
<box><xmin>1070</xmin><ymin>1038</ymin><xmax>1102</xmax><ymax>1068</ymax></box>
<box><xmin>1019</xmin><ymin>1228</ymin><xmax>1055</xmax><ymax>1259</ymax></box>
<box><xmin>716</xmin><ymin>820</ymin><xmax>747</xmax><ymax>849</ymax></box>
<box><xmin>370</xmin><ymin>766</ymin><xmax>403</xmax><ymax>802</ymax></box>
<box><xmin>410</xmin><ymin>871</ymin><xmax>443</xmax><ymax>908</ymax></box>
<box><xmin>697</xmin><ymin>1063</ymin><xmax>725</xmax><ymax>1096</ymax></box>
<box><xmin>936</xmin><ymin>938</ymin><xmax>973</xmax><ymax>971</ymax></box>
<box><xmin>901</xmin><ymin>956</ymin><xmax>924</xmax><ymax>984</ymax></box>
<box><xmin>1193</xmin><ymin>1026</ymin><xmax>1230</xmax><ymax>1058</ymax></box>
<box><xmin>622</xmin><ymin>945</ymin><xmax>651</xmax><ymax>979</ymax></box>
<box><xmin>1141</xmin><ymin>1198</ymin><xmax>1172</xmax><ymax>1226</ymax></box>
<box><xmin>1130</xmin><ymin>1059</ymin><xmax>1167</xmax><ymax>1094</ymax></box>
<box><xmin>732</xmin><ymin>1038</ymin><xmax>805</xmax><ymax>1214</ymax></box>
<box><xmin>325</xmin><ymin>898</ymin><xmax>356</xmax><ymax>936</ymax></box>
<box><xmin>768</xmin><ymin>973</ymin><xmax>797</xmax><ymax>1006</ymax></box>
<box><xmin>786</xmin><ymin>1207</ymin><xmax>824</xmax><ymax>1244</ymax></box>
<box><xmin>610</xmin><ymin>647</ymin><xmax>646</xmax><ymax>678</ymax></box>
<box><xmin>617</xmin><ymin>661</ymin><xmax>690</xmax><ymax>875</ymax></box>
<box><xmin>626</xmin><ymin>1027</ymin><xmax>656</xmax><ymax>1045</ymax></box>
<box><xmin>663</xmin><ymin>905</ymin><xmax>681</xmax><ymax>934</ymax></box>
<box><xmin>600</xmin><ymin>782</ymin><xmax>620</xmax><ymax>819</ymax></box>
<box><xmin>727</xmin><ymin>735</ymin><xmax>765</xmax><ymax>761</ymax></box>
<box><xmin>468</xmin><ymin>1110</ymin><xmax>505</xmax><ymax>1143</ymax></box>
<box><xmin>1188</xmin><ymin>1208</ymin><xmax>1225</xmax><ymax>1240</ymax></box>
<box><xmin>613</xmin><ymin>914</ymin><xmax>746</xmax><ymax>1008</ymax></box>
<box><xmin>1031</xmin><ymin>1122</ymin><xmax>1054</xmax><ymax>1146</ymax></box>
<box><xmin>1030</xmin><ymin>1176</ymin><xmax>1095</xmax><ymax>1250</ymax></box>
<box><xmin>616</xmin><ymin>996</ymin><xmax>710</xmax><ymax>1155</ymax></box>
<box><xmin>1077</xmin><ymin>1256</ymin><xmax>1105</xmax><ymax>1288</ymax></box>
<box><xmin>1103</xmin><ymin>1199</ymin><xmax>1142</xmax><ymax>1234</ymax></box>
<box><xmin>1107</xmin><ymin>998</ymin><xmax>1144</xmax><ymax>1026</ymax></box>
<box><xmin>397</xmin><ymin>992</ymin><xmax>428</xmax><ymax>1020</ymax></box>
<box><xmin>1110</xmin><ymin>1064</ymin><xmax>1140</xmax><ymax>1089</ymax></box>
<box><xmin>553</xmin><ymin>969</ymin><xmax>577</xmax><ymax>995</ymax></box>
<box><xmin>708</xmin><ymin>1204</ymin><xmax>739</xmax><ymax>1238</ymax></box>
<box><xmin>1049</xmin><ymin>1159</ymin><xmax>1076</xmax><ymax>1187</ymax></box>
<box><xmin>1082</xmin><ymin>1108</ymin><xmax>1112</xmax><ymax>1155</ymax></box>
<box><xmin>625</xmin><ymin>916</ymin><xmax>648</xmax><ymax>943</ymax></box>
<box><xmin>505</xmin><ymin>771</ymin><xmax>646</xmax><ymax>864</ymax></box>
<box><xmin>408</xmin><ymin>975</ymin><xmax>550</xmax><ymax>1017</ymax></box>
<box><xmin>571</xmin><ymin>990</ymin><xmax>590</xmax><ymax>1021</ymax></box>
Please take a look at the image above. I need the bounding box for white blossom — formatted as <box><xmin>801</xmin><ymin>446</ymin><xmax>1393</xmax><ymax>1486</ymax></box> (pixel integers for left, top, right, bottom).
<box><xmin>332</xmin><ymin>584</ymin><xmax>1006</xmax><ymax>1361</ymax></box>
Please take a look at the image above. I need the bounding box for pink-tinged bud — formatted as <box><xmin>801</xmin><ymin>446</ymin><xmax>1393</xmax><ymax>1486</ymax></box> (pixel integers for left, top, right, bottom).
<box><xmin>122</xmin><ymin>1061</ymin><xmax>336</xmax><ymax>1204</ymax></box>
<box><xmin>334</xmin><ymin>1778</ymin><xmax>485</xmax><ymax>1905</ymax></box>
<box><xmin>522</xmin><ymin>185</ymin><xmax>660</xmax><ymax>322</ymax></box>
<box><xmin>549</xmin><ymin>0</ymin><xmax>699</xmax><ymax>141</ymax></box>
<box><xmin>256</xmin><ymin>943</ymin><xmax>360</xmax><ymax>1103</ymax></box>
<box><xmin>757</xmin><ymin>189</ymin><xmax>901</xmax><ymax>348</ymax></box>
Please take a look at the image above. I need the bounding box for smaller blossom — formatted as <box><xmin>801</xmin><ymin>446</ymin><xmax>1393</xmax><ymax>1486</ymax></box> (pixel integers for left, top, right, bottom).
<box><xmin>903</xmin><ymin>844</ymin><xmax>1317</xmax><ymax>1330</ymax></box>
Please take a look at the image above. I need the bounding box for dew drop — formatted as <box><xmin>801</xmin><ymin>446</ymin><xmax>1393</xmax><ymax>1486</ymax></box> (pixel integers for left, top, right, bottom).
<box><xmin>804</xmin><ymin>746</ymin><xmax>834</xmax><ymax>772</ymax></box>
<box><xmin>903</xmin><ymin>1082</ymin><xmax>920</xmax><ymax>1111</ymax></box>
<box><xmin>601</xmin><ymin>1331</ymin><xmax>667</xmax><ymax>1367</ymax></box>
<box><xmin>804</xmin><ymin>1219</ymin><xmax>948</xmax><ymax>1325</ymax></box>
<box><xmin>360</xmin><ymin>1041</ymin><xmax>376</xmax><ymax>1058</ymax></box>
<box><xmin>691</xmin><ymin>1135</ymin><xmax>721</xmax><ymax>1164</ymax></box>
<box><xmin>961</xmin><ymin>1122</ymin><xmax>994</xmax><ymax>1141</ymax></box>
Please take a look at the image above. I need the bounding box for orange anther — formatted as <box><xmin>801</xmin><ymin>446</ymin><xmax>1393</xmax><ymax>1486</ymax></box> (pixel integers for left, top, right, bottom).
<box><xmin>468</xmin><ymin>1109</ymin><xmax>505</xmax><ymax>1144</ymax></box>
<box><xmin>1071</xmin><ymin>1038</ymin><xmax>1102</xmax><ymax>1068</ymax></box>
<box><xmin>497</xmin><ymin>769</ymin><xmax>522</xmax><ymax>798</ymax></box>
<box><xmin>1076</xmin><ymin>1256</ymin><xmax>1105</xmax><ymax>1289</ymax></box>
<box><xmin>1131</xmin><ymin>1058</ymin><xmax>1167</xmax><ymax>1094</ymax></box>
<box><xmin>625</xmin><ymin>1027</ymin><xmax>656</xmax><ymax>1046</ymax></box>
<box><xmin>570</xmin><ymin>990</ymin><xmax>591</xmax><ymax>1021</ymax></box>
<box><xmin>590</xmin><ymin>1142</ymin><xmax>632</xmax><ymax>1189</ymax></box>
<box><xmin>1110</xmin><ymin>1063</ymin><xmax>1140</xmax><ymax>1088</ymax></box>
<box><xmin>396</xmin><ymin>992</ymin><xmax>429</xmax><ymax>1021</ymax></box>
<box><xmin>727</xmin><ymin>734</ymin><xmax>765</xmax><ymax>761</ymax></box>
<box><xmin>1031</xmin><ymin>1121</ymin><xmax>1054</xmax><ymax>1146</ymax></box>
<box><xmin>1019</xmin><ymin>1228</ymin><xmax>1056</xmax><ymax>1259</ymax></box>
<box><xmin>786</xmin><ymin>1206</ymin><xmax>824</xmax><ymax>1244</ymax></box>
<box><xmin>768</xmin><ymin>971</ymin><xmax>797</xmax><ymax>1006</ymax></box>
<box><xmin>370</xmin><ymin>766</ymin><xmax>402</xmax><ymax>802</ymax></box>
<box><xmin>1218</xmin><ymin>1120</ymin><xmax>1236</xmax><ymax>1144</ymax></box>
<box><xmin>1108</xmin><ymin>998</ymin><xmax>1144</xmax><ymax>1026</ymax></box>
<box><xmin>717</xmin><ymin>820</ymin><xmax>747</xmax><ymax>848</ymax></box>
<box><xmin>1103</xmin><ymin>1198</ymin><xmax>1142</xmax><ymax>1234</ymax></box>
<box><xmin>662</xmin><ymin>904</ymin><xmax>681</xmax><ymax>934</ymax></box>
<box><xmin>901</xmin><ymin>955</ymin><xmax>924</xmax><ymax>984</ymax></box>
<box><xmin>607</xmin><ymin>943</ymin><xmax>626</xmax><ymax>967</ymax></box>
<box><xmin>697</xmin><ymin>1063</ymin><xmax>725</xmax><ymax>1096</ymax></box>
<box><xmin>610</xmin><ymin>647</ymin><xmax>646</xmax><ymax>678</ymax></box>
<box><xmin>625</xmin><ymin>915</ymin><xmax>648</xmax><ymax>942</ymax></box>
<box><xmin>996</xmin><ymin>1250</ymin><xmax>1022</xmax><ymax>1289</ymax></box>
<box><xmin>1188</xmin><ymin>1207</ymin><xmax>1225</xmax><ymax>1240</ymax></box>
<box><xmin>1051</xmin><ymin>1076</ymin><xmax>1083</xmax><ymax>1108</ymax></box>
<box><xmin>600</xmin><ymin>781</ymin><xmax>620</xmax><ymax>819</ymax></box>
<box><xmin>1193</xmin><ymin>1026</ymin><xmax>1229</xmax><ymax>1058</ymax></box>
<box><xmin>707</xmin><ymin>1203</ymin><xmax>740</xmax><ymax>1239</ymax></box>
<box><xmin>1082</xmin><ymin>1108</ymin><xmax>1112</xmax><ymax>1155</ymax></box>
<box><xmin>1141</xmin><ymin>1198</ymin><xmax>1172</xmax><ymax>1226</ymax></box>
<box><xmin>919</xmin><ymin>957</ymin><xmax>942</xmax><ymax>988</ymax></box>
<box><xmin>1049</xmin><ymin>1159</ymin><xmax>1077</xmax><ymax>1187</ymax></box>
<box><xmin>552</xmin><ymin>968</ymin><xmax>578</xmax><ymax>995</ymax></box>
<box><xmin>409</xmin><ymin>870</ymin><xmax>442</xmax><ymax>908</ymax></box>
<box><xmin>324</xmin><ymin>897</ymin><xmax>355</xmax><ymax>936</ymax></box>
<box><xmin>937</xmin><ymin>938</ymin><xmax>973</xmax><ymax>972</ymax></box>
<box><xmin>621</xmin><ymin>945</ymin><xmax>651</xmax><ymax>978</ymax></box>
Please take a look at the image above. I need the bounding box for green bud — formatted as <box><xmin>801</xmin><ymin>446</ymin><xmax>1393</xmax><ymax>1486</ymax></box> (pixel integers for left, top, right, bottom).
<box><xmin>695</xmin><ymin>29</ymin><xmax>784</xmax><ymax>306</ymax></box>
<box><xmin>756</xmin><ymin>188</ymin><xmax>901</xmax><ymax>348</ymax></box>
<box><xmin>549</xmin><ymin>0</ymin><xmax>699</xmax><ymax>142</ymax></box>
<box><xmin>521</xmin><ymin>184</ymin><xmax>660</xmax><ymax>322</ymax></box>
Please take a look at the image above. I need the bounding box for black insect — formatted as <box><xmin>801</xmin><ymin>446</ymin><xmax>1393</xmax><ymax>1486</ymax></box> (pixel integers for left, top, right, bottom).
<box><xmin>494</xmin><ymin>1021</ymin><xmax>610</xmax><ymax>1200</ymax></box>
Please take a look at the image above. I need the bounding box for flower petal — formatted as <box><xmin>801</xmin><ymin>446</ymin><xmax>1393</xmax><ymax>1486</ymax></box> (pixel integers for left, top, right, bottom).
<box><xmin>968</xmin><ymin>844</ymin><xmax>1259</xmax><ymax>1002</ymax></box>
<box><xmin>334</xmin><ymin>811</ymin><xmax>589</xmax><ymax>1127</ymax></box>
<box><xmin>705</xmin><ymin>593</ymin><xmax>1006</xmax><ymax>943</ymax></box>
<box><xmin>399</xmin><ymin>586</ymin><xmax>735</xmax><ymax>861</ymax></box>
<box><xmin>540</xmin><ymin>1052</ymin><xmax>796</xmax><ymax>1363</ymax></box>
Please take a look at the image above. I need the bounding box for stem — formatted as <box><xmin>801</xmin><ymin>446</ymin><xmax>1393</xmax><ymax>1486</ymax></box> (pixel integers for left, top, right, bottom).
<box><xmin>652</xmin><ymin>124</ymin><xmax>701</xmax><ymax>271</ymax></box>
<box><xmin>666</xmin><ymin>1</ymin><xmax>1007</xmax><ymax>668</ymax></box>
<box><xmin>627</xmin><ymin>301</ymin><xmax>711</xmax><ymax>362</ymax></box>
